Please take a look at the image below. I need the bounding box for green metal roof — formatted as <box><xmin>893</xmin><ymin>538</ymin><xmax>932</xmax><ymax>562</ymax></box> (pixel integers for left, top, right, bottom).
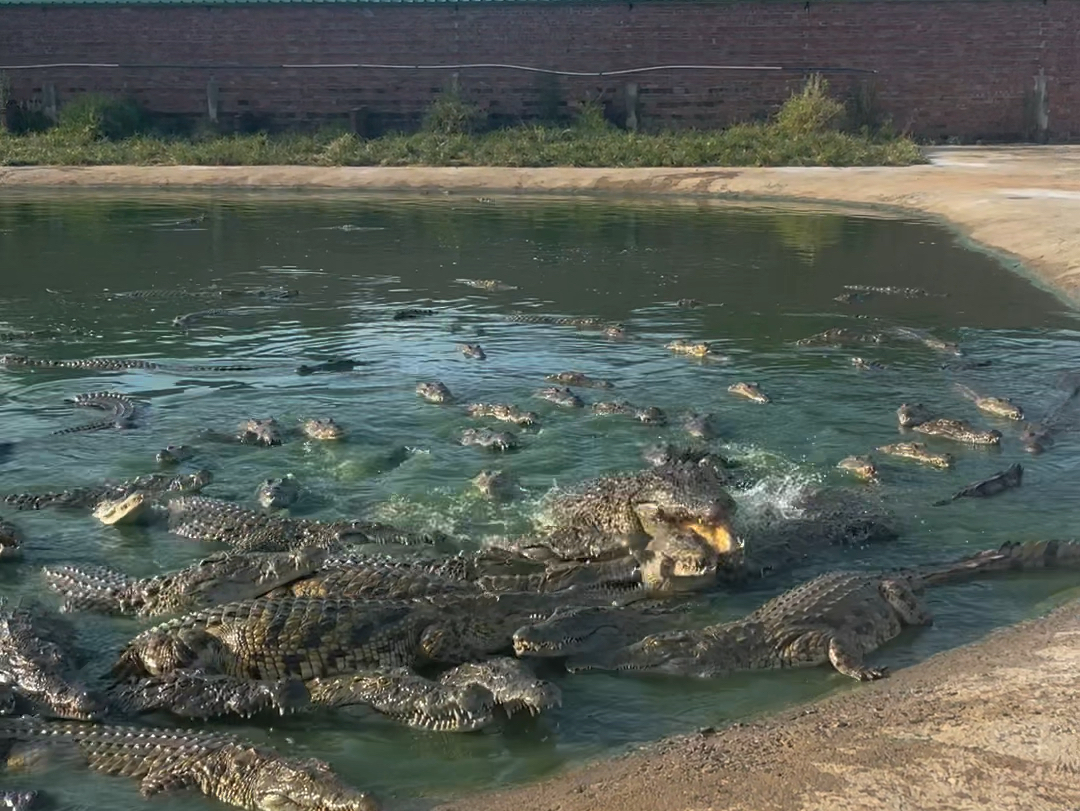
<box><xmin>0</xmin><ymin>0</ymin><xmax>949</xmax><ymax>5</ymax></box>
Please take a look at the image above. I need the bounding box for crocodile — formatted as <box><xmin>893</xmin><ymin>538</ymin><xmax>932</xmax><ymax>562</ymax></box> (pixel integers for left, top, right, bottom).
<box><xmin>172</xmin><ymin>308</ymin><xmax>248</xmax><ymax>329</ymax></box>
<box><xmin>0</xmin><ymin>600</ymin><xmax>103</xmax><ymax>721</ymax></box>
<box><xmin>640</xmin><ymin>444</ymin><xmax>738</xmax><ymax>487</ymax></box>
<box><xmin>3</xmin><ymin>470</ymin><xmax>212</xmax><ymax>512</ymax></box>
<box><xmin>933</xmin><ymin>463</ymin><xmax>1023</xmax><ymax>506</ymax></box>
<box><xmin>851</xmin><ymin>357</ymin><xmax>886</xmax><ymax>371</ymax></box>
<box><xmin>107</xmin><ymin>668</ymin><xmax>310</xmax><ymax>720</ymax></box>
<box><xmin>295</xmin><ymin>359</ymin><xmax>363</xmax><ymax>376</ymax></box>
<box><xmin>42</xmin><ymin>548</ymin><xmax>328</xmax><ymax>617</ymax></box>
<box><xmin>166</xmin><ymin>496</ymin><xmax>443</xmax><ymax>553</ymax></box>
<box><xmin>0</xmin><ymin>519</ymin><xmax>22</xmax><ymax>560</ymax></box>
<box><xmin>664</xmin><ymin>340</ymin><xmax>713</xmax><ymax>357</ymax></box>
<box><xmin>111</xmin><ymin>285</ymin><xmax>298</xmax><ymax>301</ymax></box>
<box><xmin>912</xmin><ymin>418</ymin><xmax>1001</xmax><ymax>445</ymax></box>
<box><xmin>466</xmin><ymin>403</ymin><xmax>540</xmax><ymax>427</ymax></box>
<box><xmin>544</xmin><ymin>372</ymin><xmax>614</xmax><ymax>389</ymax></box>
<box><xmin>460</xmin><ymin>428</ymin><xmax>518</xmax><ymax>452</ymax></box>
<box><xmin>471</xmin><ymin>469</ymin><xmax>519</xmax><ymax>501</ymax></box>
<box><xmin>876</xmin><ymin>442</ymin><xmax>954</xmax><ymax>469</ymax></box>
<box><xmin>458</xmin><ymin>343</ymin><xmax>487</xmax><ymax>360</ymax></box>
<box><xmin>896</xmin><ymin>403</ymin><xmax>934</xmax><ymax>428</ymax></box>
<box><xmin>794</xmin><ymin>328</ymin><xmax>885</xmax><ymax>348</ymax></box>
<box><xmin>499</xmin><ymin>463</ymin><xmax>738</xmax><ymax>564</ymax></box>
<box><xmin>416</xmin><ymin>382</ymin><xmax>454</xmax><ymax>404</ymax></box>
<box><xmin>503</xmin><ymin>314</ymin><xmax>623</xmax><ymax>335</ymax></box>
<box><xmin>890</xmin><ymin>326</ymin><xmax>962</xmax><ymax>355</ymax></box>
<box><xmin>1020</xmin><ymin>382</ymin><xmax>1080</xmax><ymax>455</ymax></box>
<box><xmin>110</xmin><ymin>594</ymin><xmax>566</xmax><ymax>725</ymax></box>
<box><xmin>955</xmin><ymin>383</ymin><xmax>1024</xmax><ymax>420</ymax></box>
<box><xmin>155</xmin><ymin>444</ymin><xmax>195</xmax><ymax>465</ymax></box>
<box><xmin>513</xmin><ymin>603</ymin><xmax>700</xmax><ymax>660</ymax></box>
<box><xmin>0</xmin><ymin>355</ymin><xmax>259</xmax><ymax>373</ymax></box>
<box><xmin>93</xmin><ymin>492</ymin><xmax>155</xmax><ymax>526</ymax></box>
<box><xmin>393</xmin><ymin>308</ymin><xmax>436</xmax><ymax>320</ymax></box>
<box><xmin>301</xmin><ymin>418</ymin><xmax>346</xmax><ymax>441</ymax></box>
<box><xmin>236</xmin><ymin>418</ymin><xmax>283</xmax><ymax>447</ymax></box>
<box><xmin>0</xmin><ymin>791</ymin><xmax>36</xmax><ymax>811</ymax></box>
<box><xmin>675</xmin><ymin>298</ymin><xmax>703</xmax><ymax>308</ymax></box>
<box><xmin>682</xmin><ymin>412</ymin><xmax>717</xmax><ymax>440</ymax></box>
<box><xmin>0</xmin><ymin>718</ymin><xmax>378</xmax><ymax>811</ymax></box>
<box><xmin>728</xmin><ymin>382</ymin><xmax>771</xmax><ymax>404</ymax></box>
<box><xmin>836</xmin><ymin>455</ymin><xmax>878</xmax><ymax>482</ymax></box>
<box><xmin>842</xmin><ymin>284</ymin><xmax>934</xmax><ymax>298</ymax></box>
<box><xmin>591</xmin><ymin>402</ymin><xmax>667</xmax><ymax>425</ymax></box>
<box><xmin>562</xmin><ymin>539</ymin><xmax>1080</xmax><ymax>680</ymax></box>
<box><xmin>534</xmin><ymin>387</ymin><xmax>584</xmax><ymax>408</ymax></box>
<box><xmin>455</xmin><ymin>279</ymin><xmax>518</xmax><ymax>292</ymax></box>
<box><xmin>833</xmin><ymin>292</ymin><xmax>873</xmax><ymax>304</ymax></box>
<box><xmin>256</xmin><ymin>475</ymin><xmax>301</xmax><ymax>510</ymax></box>
<box><xmin>52</xmin><ymin>391</ymin><xmax>137</xmax><ymax>436</ymax></box>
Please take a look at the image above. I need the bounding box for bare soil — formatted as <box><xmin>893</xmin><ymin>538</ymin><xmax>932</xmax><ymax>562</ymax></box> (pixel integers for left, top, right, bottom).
<box><xmin>2</xmin><ymin>146</ymin><xmax>1079</xmax><ymax>303</ymax></box>
<box><xmin>4</xmin><ymin>146</ymin><xmax>1079</xmax><ymax>810</ymax></box>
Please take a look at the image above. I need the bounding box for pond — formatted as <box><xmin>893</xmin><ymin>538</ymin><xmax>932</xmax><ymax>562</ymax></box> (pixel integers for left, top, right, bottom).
<box><xmin>0</xmin><ymin>191</ymin><xmax>1078</xmax><ymax>810</ymax></box>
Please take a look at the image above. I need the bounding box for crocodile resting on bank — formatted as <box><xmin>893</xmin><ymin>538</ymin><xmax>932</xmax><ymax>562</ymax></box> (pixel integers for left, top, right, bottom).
<box><xmin>2</xmin><ymin>470</ymin><xmax>212</xmax><ymax>512</ymax></box>
<box><xmin>110</xmin><ymin>594</ymin><xmax>563</xmax><ymax>729</ymax></box>
<box><xmin>52</xmin><ymin>391</ymin><xmax>138</xmax><ymax>436</ymax></box>
<box><xmin>167</xmin><ymin>496</ymin><xmax>447</xmax><ymax>552</ymax></box>
<box><xmin>0</xmin><ymin>355</ymin><xmax>260</xmax><ymax>373</ymax></box>
<box><xmin>555</xmin><ymin>539</ymin><xmax>1080</xmax><ymax>679</ymax></box>
<box><xmin>0</xmin><ymin>717</ymin><xmax>377</xmax><ymax>811</ymax></box>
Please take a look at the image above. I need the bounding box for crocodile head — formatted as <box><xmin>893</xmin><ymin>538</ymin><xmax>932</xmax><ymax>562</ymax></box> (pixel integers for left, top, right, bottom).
<box><xmin>635</xmin><ymin>524</ymin><xmax>734</xmax><ymax>593</ymax></box>
<box><xmin>566</xmin><ymin>629</ymin><xmax>699</xmax><ymax>674</ymax></box>
<box><xmin>632</xmin><ymin>464</ymin><xmax>739</xmax><ymax>556</ymax></box>
<box><xmin>239</xmin><ymin>418</ymin><xmax>283</xmax><ymax>447</ymax></box>
<box><xmin>301</xmin><ymin>418</ymin><xmax>346</xmax><ymax>441</ymax></box>
<box><xmin>256</xmin><ymin>476</ymin><xmax>301</xmax><ymax>510</ymax></box>
<box><xmin>512</xmin><ymin>605</ymin><xmax>637</xmax><ymax>658</ymax></box>
<box><xmin>249</xmin><ymin>755</ymin><xmax>380</xmax><ymax>811</ymax></box>
<box><xmin>11</xmin><ymin>670</ymin><xmax>104</xmax><ymax>721</ymax></box>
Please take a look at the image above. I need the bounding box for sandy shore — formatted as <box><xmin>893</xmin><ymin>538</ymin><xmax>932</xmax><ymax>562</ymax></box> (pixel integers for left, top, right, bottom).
<box><xmin>4</xmin><ymin>147</ymin><xmax>1080</xmax><ymax>810</ymax></box>
<box><xmin>2</xmin><ymin>146</ymin><xmax>1079</xmax><ymax>304</ymax></box>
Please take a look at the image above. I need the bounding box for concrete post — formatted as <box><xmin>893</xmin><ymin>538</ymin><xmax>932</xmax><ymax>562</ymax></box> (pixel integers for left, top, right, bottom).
<box><xmin>625</xmin><ymin>82</ymin><xmax>640</xmax><ymax>131</ymax></box>
<box><xmin>42</xmin><ymin>83</ymin><xmax>58</xmax><ymax>124</ymax></box>
<box><xmin>1033</xmin><ymin>69</ymin><xmax>1049</xmax><ymax>143</ymax></box>
<box><xmin>207</xmin><ymin>76</ymin><xmax>219</xmax><ymax>124</ymax></box>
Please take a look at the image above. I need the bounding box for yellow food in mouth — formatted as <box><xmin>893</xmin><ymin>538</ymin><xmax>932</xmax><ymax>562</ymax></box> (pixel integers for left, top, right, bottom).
<box><xmin>682</xmin><ymin>520</ymin><xmax>739</xmax><ymax>554</ymax></box>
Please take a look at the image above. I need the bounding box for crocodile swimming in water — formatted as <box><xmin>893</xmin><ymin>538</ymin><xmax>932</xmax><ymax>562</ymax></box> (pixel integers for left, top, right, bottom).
<box><xmin>890</xmin><ymin>326</ymin><xmax>962</xmax><ymax>356</ymax></box>
<box><xmin>0</xmin><ymin>355</ymin><xmax>260</xmax><ymax>373</ymax></box>
<box><xmin>591</xmin><ymin>402</ymin><xmax>667</xmax><ymax>425</ymax></box>
<box><xmin>534</xmin><ymin>387</ymin><xmax>584</xmax><ymax>408</ymax></box>
<box><xmin>911</xmin><ymin>418</ymin><xmax>1001</xmax><ymax>445</ymax></box>
<box><xmin>954</xmin><ymin>383</ymin><xmax>1024</xmax><ymax>421</ymax></box>
<box><xmin>171</xmin><ymin>308</ymin><xmax>251</xmax><ymax>329</ymax></box>
<box><xmin>111</xmin><ymin>285</ymin><xmax>298</xmax><ymax>302</ymax></box>
<box><xmin>3</xmin><ymin>470</ymin><xmax>212</xmax><ymax>512</ymax></box>
<box><xmin>0</xmin><ymin>717</ymin><xmax>378</xmax><ymax>811</ymax></box>
<box><xmin>52</xmin><ymin>391</ymin><xmax>137</xmax><ymax>436</ymax></box>
<box><xmin>458</xmin><ymin>343</ymin><xmax>486</xmax><ymax>360</ymax></box>
<box><xmin>155</xmin><ymin>444</ymin><xmax>195</xmax><ymax>465</ymax></box>
<box><xmin>664</xmin><ymin>340</ymin><xmax>714</xmax><ymax>358</ymax></box>
<box><xmin>1019</xmin><ymin>380</ymin><xmax>1080</xmax><ymax>454</ymax></box>
<box><xmin>166</xmin><ymin>496</ymin><xmax>444</xmax><ymax>553</ymax></box>
<box><xmin>557</xmin><ymin>539</ymin><xmax>1080</xmax><ymax>679</ymax></box>
<box><xmin>933</xmin><ymin>463</ymin><xmax>1023</xmax><ymax>506</ymax></box>
<box><xmin>794</xmin><ymin>328</ymin><xmax>885</xmax><ymax>348</ymax></box>
<box><xmin>876</xmin><ymin>442</ymin><xmax>954</xmax><ymax>469</ymax></box>
<box><xmin>460</xmin><ymin>428</ymin><xmax>518</xmax><ymax>452</ymax></box>
<box><xmin>836</xmin><ymin>455</ymin><xmax>879</xmax><ymax>483</ymax></box>
<box><xmin>301</xmin><ymin>418</ymin><xmax>346</xmax><ymax>441</ymax></box>
<box><xmin>255</xmin><ymin>475</ymin><xmax>301</xmax><ymax>510</ymax></box>
<box><xmin>416</xmin><ymin>382</ymin><xmax>454</xmax><ymax>404</ymax></box>
<box><xmin>728</xmin><ymin>382</ymin><xmax>771</xmax><ymax>404</ymax></box>
<box><xmin>544</xmin><ymin>372</ymin><xmax>614</xmax><ymax>389</ymax></box>
<box><xmin>43</xmin><ymin>548</ymin><xmax>329</xmax><ymax>617</ymax></box>
<box><xmin>471</xmin><ymin>469</ymin><xmax>519</xmax><ymax>501</ymax></box>
<box><xmin>455</xmin><ymin>278</ymin><xmax>518</xmax><ymax>292</ymax></box>
<box><xmin>466</xmin><ymin>403</ymin><xmax>540</xmax><ymax>427</ymax></box>
<box><xmin>503</xmin><ymin>313</ymin><xmax>624</xmax><ymax>337</ymax></box>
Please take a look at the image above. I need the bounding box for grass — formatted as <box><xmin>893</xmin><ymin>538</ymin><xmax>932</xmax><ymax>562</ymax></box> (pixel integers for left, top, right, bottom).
<box><xmin>0</xmin><ymin>78</ymin><xmax>925</xmax><ymax>168</ymax></box>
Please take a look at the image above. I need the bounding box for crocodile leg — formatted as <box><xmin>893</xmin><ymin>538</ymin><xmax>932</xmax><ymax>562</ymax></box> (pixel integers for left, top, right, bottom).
<box><xmin>826</xmin><ymin>636</ymin><xmax>887</xmax><ymax>681</ymax></box>
<box><xmin>307</xmin><ymin>667</ymin><xmax>496</xmax><ymax>732</ymax></box>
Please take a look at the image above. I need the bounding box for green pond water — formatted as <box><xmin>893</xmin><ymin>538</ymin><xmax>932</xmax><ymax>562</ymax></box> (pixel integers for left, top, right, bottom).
<box><xmin>1</xmin><ymin>191</ymin><xmax>1079</xmax><ymax>810</ymax></box>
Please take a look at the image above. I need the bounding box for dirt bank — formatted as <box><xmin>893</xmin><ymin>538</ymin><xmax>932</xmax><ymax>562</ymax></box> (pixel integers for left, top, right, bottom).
<box><xmin>2</xmin><ymin>146</ymin><xmax>1079</xmax><ymax>303</ymax></box>
<box><xmin>431</xmin><ymin>598</ymin><xmax>1080</xmax><ymax>811</ymax></box>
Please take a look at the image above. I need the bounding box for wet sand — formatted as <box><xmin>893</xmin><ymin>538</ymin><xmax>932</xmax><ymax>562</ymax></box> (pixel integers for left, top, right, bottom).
<box><xmin>2</xmin><ymin>146</ymin><xmax>1079</xmax><ymax>304</ymax></box>
<box><xmin>4</xmin><ymin>146</ymin><xmax>1080</xmax><ymax>810</ymax></box>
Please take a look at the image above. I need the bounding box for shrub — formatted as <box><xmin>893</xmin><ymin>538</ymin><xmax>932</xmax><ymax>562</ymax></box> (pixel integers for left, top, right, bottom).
<box><xmin>422</xmin><ymin>89</ymin><xmax>483</xmax><ymax>136</ymax></box>
<box><xmin>58</xmin><ymin>93</ymin><xmax>148</xmax><ymax>140</ymax></box>
<box><xmin>774</xmin><ymin>74</ymin><xmax>845</xmax><ymax>138</ymax></box>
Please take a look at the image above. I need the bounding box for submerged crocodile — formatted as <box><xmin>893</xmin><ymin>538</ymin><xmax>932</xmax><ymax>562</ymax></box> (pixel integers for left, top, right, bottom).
<box><xmin>0</xmin><ymin>519</ymin><xmax>23</xmax><ymax>559</ymax></box>
<box><xmin>933</xmin><ymin>463</ymin><xmax>1023</xmax><ymax>506</ymax></box>
<box><xmin>416</xmin><ymin>382</ymin><xmax>454</xmax><ymax>404</ymax></box>
<box><xmin>52</xmin><ymin>391</ymin><xmax>137</xmax><ymax>436</ymax></box>
<box><xmin>851</xmin><ymin>357</ymin><xmax>886</xmax><ymax>371</ymax></box>
<box><xmin>3</xmin><ymin>470</ymin><xmax>212</xmax><ymax>512</ymax></box>
<box><xmin>460</xmin><ymin>428</ymin><xmax>518</xmax><ymax>452</ymax></box>
<box><xmin>167</xmin><ymin>496</ymin><xmax>444</xmax><ymax>553</ymax></box>
<box><xmin>295</xmin><ymin>358</ymin><xmax>363</xmax><ymax>376</ymax></box>
<box><xmin>890</xmin><ymin>326</ymin><xmax>962</xmax><ymax>355</ymax></box>
<box><xmin>155</xmin><ymin>444</ymin><xmax>195</xmax><ymax>465</ymax></box>
<box><xmin>43</xmin><ymin>548</ymin><xmax>328</xmax><ymax>617</ymax></box>
<box><xmin>172</xmin><ymin>308</ymin><xmax>249</xmax><ymax>329</ymax></box>
<box><xmin>560</xmin><ymin>539</ymin><xmax>1080</xmax><ymax>679</ymax></box>
<box><xmin>0</xmin><ymin>718</ymin><xmax>377</xmax><ymax>811</ymax></box>
<box><xmin>0</xmin><ymin>355</ymin><xmax>259</xmax><ymax>373</ymax></box>
<box><xmin>842</xmin><ymin>284</ymin><xmax>934</xmax><ymax>299</ymax></box>
<box><xmin>897</xmin><ymin>403</ymin><xmax>934</xmax><ymax>428</ymax></box>
<box><xmin>503</xmin><ymin>313</ymin><xmax>624</xmax><ymax>337</ymax></box>
<box><xmin>455</xmin><ymin>278</ymin><xmax>518</xmax><ymax>292</ymax></box>
<box><xmin>794</xmin><ymin>328</ymin><xmax>885</xmax><ymax>348</ymax></box>
<box><xmin>911</xmin><ymin>418</ymin><xmax>1001</xmax><ymax>445</ymax></box>
<box><xmin>876</xmin><ymin>442</ymin><xmax>954</xmax><ymax>469</ymax></box>
<box><xmin>466</xmin><ymin>403</ymin><xmax>539</xmax><ymax>427</ymax></box>
<box><xmin>591</xmin><ymin>402</ymin><xmax>667</xmax><ymax>425</ymax></box>
<box><xmin>533</xmin><ymin>387</ymin><xmax>585</xmax><ymax>408</ymax></box>
<box><xmin>0</xmin><ymin>600</ymin><xmax>102</xmax><ymax>720</ymax></box>
<box><xmin>664</xmin><ymin>340</ymin><xmax>714</xmax><ymax>358</ymax></box>
<box><xmin>1019</xmin><ymin>381</ymin><xmax>1080</xmax><ymax>454</ymax></box>
<box><xmin>728</xmin><ymin>382</ymin><xmax>770</xmax><ymax>404</ymax></box>
<box><xmin>256</xmin><ymin>475</ymin><xmax>301</xmax><ymax>510</ymax></box>
<box><xmin>111</xmin><ymin>285</ymin><xmax>298</xmax><ymax>302</ymax></box>
<box><xmin>836</xmin><ymin>455</ymin><xmax>878</xmax><ymax>482</ymax></box>
<box><xmin>458</xmin><ymin>343</ymin><xmax>486</xmax><ymax>360</ymax></box>
<box><xmin>955</xmin><ymin>383</ymin><xmax>1024</xmax><ymax>420</ymax></box>
<box><xmin>544</xmin><ymin>372</ymin><xmax>614</xmax><ymax>389</ymax></box>
<box><xmin>301</xmin><ymin>418</ymin><xmax>346</xmax><ymax>441</ymax></box>
<box><xmin>471</xmin><ymin>469</ymin><xmax>520</xmax><ymax>501</ymax></box>
<box><xmin>236</xmin><ymin>418</ymin><xmax>282</xmax><ymax>447</ymax></box>
<box><xmin>682</xmin><ymin>412</ymin><xmax>717</xmax><ymax>440</ymax></box>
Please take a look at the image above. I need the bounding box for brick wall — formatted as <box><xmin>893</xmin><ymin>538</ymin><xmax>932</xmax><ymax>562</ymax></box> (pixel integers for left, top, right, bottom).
<box><xmin>1</xmin><ymin>0</ymin><xmax>1076</xmax><ymax>140</ymax></box>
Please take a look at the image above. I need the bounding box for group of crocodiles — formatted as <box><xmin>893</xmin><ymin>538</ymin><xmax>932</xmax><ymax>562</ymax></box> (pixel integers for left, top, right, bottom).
<box><xmin>1</xmin><ymin>281</ymin><xmax>1078</xmax><ymax>811</ymax></box>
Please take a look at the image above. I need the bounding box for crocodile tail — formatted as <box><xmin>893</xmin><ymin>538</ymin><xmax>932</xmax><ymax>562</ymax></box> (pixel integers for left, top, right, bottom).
<box><xmin>3</xmin><ymin>492</ymin><xmax>65</xmax><ymax>510</ymax></box>
<box><xmin>41</xmin><ymin>564</ymin><xmax>140</xmax><ymax>615</ymax></box>
<box><xmin>52</xmin><ymin>420</ymin><xmax>115</xmax><ymax>436</ymax></box>
<box><xmin>914</xmin><ymin>540</ymin><xmax>1080</xmax><ymax>586</ymax></box>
